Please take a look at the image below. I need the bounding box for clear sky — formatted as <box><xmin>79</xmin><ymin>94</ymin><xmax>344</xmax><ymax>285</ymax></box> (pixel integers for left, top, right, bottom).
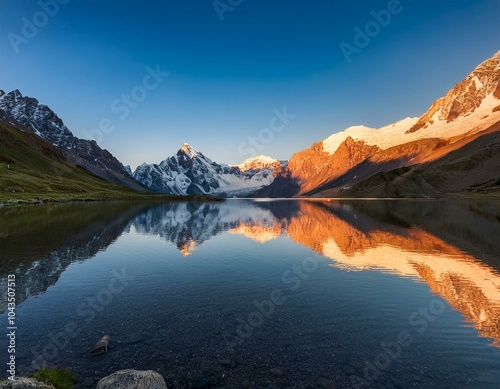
<box><xmin>1</xmin><ymin>0</ymin><xmax>499</xmax><ymax>169</ymax></box>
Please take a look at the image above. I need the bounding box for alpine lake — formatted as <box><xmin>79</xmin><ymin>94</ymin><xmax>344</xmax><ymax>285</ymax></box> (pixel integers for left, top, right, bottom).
<box><xmin>1</xmin><ymin>199</ymin><xmax>500</xmax><ymax>388</ymax></box>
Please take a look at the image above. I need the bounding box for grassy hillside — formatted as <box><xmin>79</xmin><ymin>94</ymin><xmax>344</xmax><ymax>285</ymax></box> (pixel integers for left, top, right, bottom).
<box><xmin>0</xmin><ymin>121</ymin><xmax>220</xmax><ymax>204</ymax></box>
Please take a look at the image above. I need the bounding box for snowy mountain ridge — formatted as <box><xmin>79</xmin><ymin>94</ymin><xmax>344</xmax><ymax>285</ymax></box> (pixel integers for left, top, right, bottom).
<box><xmin>234</xmin><ymin>155</ymin><xmax>283</xmax><ymax>171</ymax></box>
<box><xmin>132</xmin><ymin>144</ymin><xmax>284</xmax><ymax>196</ymax></box>
<box><xmin>323</xmin><ymin>51</ymin><xmax>500</xmax><ymax>154</ymax></box>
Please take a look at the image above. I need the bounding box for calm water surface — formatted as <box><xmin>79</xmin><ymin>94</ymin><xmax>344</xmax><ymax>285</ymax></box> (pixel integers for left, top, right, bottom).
<box><xmin>1</xmin><ymin>199</ymin><xmax>500</xmax><ymax>388</ymax></box>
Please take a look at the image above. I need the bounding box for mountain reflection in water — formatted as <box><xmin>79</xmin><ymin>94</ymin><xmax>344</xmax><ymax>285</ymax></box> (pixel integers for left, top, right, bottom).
<box><xmin>126</xmin><ymin>200</ymin><xmax>500</xmax><ymax>348</ymax></box>
<box><xmin>3</xmin><ymin>199</ymin><xmax>498</xmax><ymax>348</ymax></box>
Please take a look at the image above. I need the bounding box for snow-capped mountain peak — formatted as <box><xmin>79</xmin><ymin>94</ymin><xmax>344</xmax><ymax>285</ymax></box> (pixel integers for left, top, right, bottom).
<box><xmin>236</xmin><ymin>155</ymin><xmax>281</xmax><ymax>171</ymax></box>
<box><xmin>133</xmin><ymin>145</ymin><xmax>282</xmax><ymax>197</ymax></box>
<box><xmin>180</xmin><ymin>143</ymin><xmax>199</xmax><ymax>159</ymax></box>
<box><xmin>321</xmin><ymin>51</ymin><xmax>500</xmax><ymax>155</ymax></box>
<box><xmin>322</xmin><ymin>117</ymin><xmax>419</xmax><ymax>154</ymax></box>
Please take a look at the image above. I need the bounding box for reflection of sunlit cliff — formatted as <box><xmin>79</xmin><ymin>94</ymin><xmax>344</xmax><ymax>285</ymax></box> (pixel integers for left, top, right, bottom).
<box><xmin>412</xmin><ymin>262</ymin><xmax>500</xmax><ymax>347</ymax></box>
<box><xmin>228</xmin><ymin>222</ymin><xmax>283</xmax><ymax>243</ymax></box>
<box><xmin>285</xmin><ymin>201</ymin><xmax>464</xmax><ymax>258</ymax></box>
<box><xmin>284</xmin><ymin>201</ymin><xmax>500</xmax><ymax>348</ymax></box>
<box><xmin>223</xmin><ymin>200</ymin><xmax>500</xmax><ymax>348</ymax></box>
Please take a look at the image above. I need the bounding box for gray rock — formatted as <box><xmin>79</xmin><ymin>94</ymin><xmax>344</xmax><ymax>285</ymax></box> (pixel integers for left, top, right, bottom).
<box><xmin>269</xmin><ymin>368</ymin><xmax>284</xmax><ymax>376</ymax></box>
<box><xmin>96</xmin><ymin>370</ymin><xmax>167</xmax><ymax>389</ymax></box>
<box><xmin>217</xmin><ymin>359</ymin><xmax>232</xmax><ymax>366</ymax></box>
<box><xmin>0</xmin><ymin>378</ymin><xmax>55</xmax><ymax>389</ymax></box>
<box><xmin>317</xmin><ymin>377</ymin><xmax>334</xmax><ymax>388</ymax></box>
<box><xmin>235</xmin><ymin>356</ymin><xmax>248</xmax><ymax>365</ymax></box>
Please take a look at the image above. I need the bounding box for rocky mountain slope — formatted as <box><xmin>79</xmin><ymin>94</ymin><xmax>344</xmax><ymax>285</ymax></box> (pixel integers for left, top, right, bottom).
<box><xmin>256</xmin><ymin>51</ymin><xmax>500</xmax><ymax>198</ymax></box>
<box><xmin>0</xmin><ymin>89</ymin><xmax>145</xmax><ymax>191</ymax></box>
<box><xmin>334</xmin><ymin>124</ymin><xmax>500</xmax><ymax>198</ymax></box>
<box><xmin>0</xmin><ymin>119</ymin><xmax>148</xmax><ymax>202</ymax></box>
<box><xmin>133</xmin><ymin>144</ymin><xmax>284</xmax><ymax>196</ymax></box>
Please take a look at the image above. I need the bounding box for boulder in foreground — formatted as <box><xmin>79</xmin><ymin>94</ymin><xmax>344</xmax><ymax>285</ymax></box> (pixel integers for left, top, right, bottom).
<box><xmin>0</xmin><ymin>378</ymin><xmax>54</xmax><ymax>389</ymax></box>
<box><xmin>96</xmin><ymin>369</ymin><xmax>167</xmax><ymax>389</ymax></box>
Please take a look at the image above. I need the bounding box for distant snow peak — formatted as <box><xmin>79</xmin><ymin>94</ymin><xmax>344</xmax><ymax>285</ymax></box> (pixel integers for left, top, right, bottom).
<box><xmin>236</xmin><ymin>155</ymin><xmax>280</xmax><ymax>171</ymax></box>
<box><xmin>133</xmin><ymin>147</ymin><xmax>280</xmax><ymax>197</ymax></box>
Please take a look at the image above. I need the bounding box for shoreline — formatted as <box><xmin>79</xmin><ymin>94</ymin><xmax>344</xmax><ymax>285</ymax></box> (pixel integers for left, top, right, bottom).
<box><xmin>2</xmin><ymin>193</ymin><xmax>500</xmax><ymax>208</ymax></box>
<box><xmin>0</xmin><ymin>193</ymin><xmax>224</xmax><ymax>207</ymax></box>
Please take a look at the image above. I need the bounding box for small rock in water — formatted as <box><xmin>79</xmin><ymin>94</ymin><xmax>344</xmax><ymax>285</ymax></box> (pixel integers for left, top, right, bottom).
<box><xmin>91</xmin><ymin>335</ymin><xmax>110</xmax><ymax>355</ymax></box>
<box><xmin>317</xmin><ymin>377</ymin><xmax>334</xmax><ymax>387</ymax></box>
<box><xmin>200</xmin><ymin>360</ymin><xmax>214</xmax><ymax>372</ymax></box>
<box><xmin>217</xmin><ymin>358</ymin><xmax>232</xmax><ymax>366</ymax></box>
<box><xmin>269</xmin><ymin>368</ymin><xmax>284</xmax><ymax>376</ymax></box>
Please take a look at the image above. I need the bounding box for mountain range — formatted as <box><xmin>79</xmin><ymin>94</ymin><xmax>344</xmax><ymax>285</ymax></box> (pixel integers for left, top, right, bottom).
<box><xmin>255</xmin><ymin>50</ymin><xmax>500</xmax><ymax>197</ymax></box>
<box><xmin>1</xmin><ymin>50</ymin><xmax>499</xmax><ymax>199</ymax></box>
<box><xmin>132</xmin><ymin>145</ymin><xmax>285</xmax><ymax>196</ymax></box>
<box><xmin>0</xmin><ymin>89</ymin><xmax>146</xmax><ymax>192</ymax></box>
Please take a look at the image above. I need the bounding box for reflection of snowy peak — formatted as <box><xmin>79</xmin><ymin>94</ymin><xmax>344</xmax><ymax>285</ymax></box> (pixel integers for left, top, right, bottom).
<box><xmin>133</xmin><ymin>144</ymin><xmax>284</xmax><ymax>196</ymax></box>
<box><xmin>131</xmin><ymin>201</ymin><xmax>280</xmax><ymax>255</ymax></box>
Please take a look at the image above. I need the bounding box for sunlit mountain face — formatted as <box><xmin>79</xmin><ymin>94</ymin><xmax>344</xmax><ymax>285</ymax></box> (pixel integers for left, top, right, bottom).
<box><xmin>2</xmin><ymin>199</ymin><xmax>500</xmax><ymax>388</ymax></box>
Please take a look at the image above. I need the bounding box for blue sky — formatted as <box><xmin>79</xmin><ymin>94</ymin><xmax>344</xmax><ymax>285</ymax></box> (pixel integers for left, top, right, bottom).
<box><xmin>1</xmin><ymin>0</ymin><xmax>499</xmax><ymax>169</ymax></box>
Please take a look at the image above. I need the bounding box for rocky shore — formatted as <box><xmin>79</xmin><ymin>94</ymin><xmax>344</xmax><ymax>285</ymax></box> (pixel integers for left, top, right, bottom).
<box><xmin>0</xmin><ymin>370</ymin><xmax>168</xmax><ymax>389</ymax></box>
